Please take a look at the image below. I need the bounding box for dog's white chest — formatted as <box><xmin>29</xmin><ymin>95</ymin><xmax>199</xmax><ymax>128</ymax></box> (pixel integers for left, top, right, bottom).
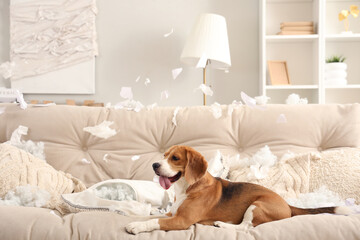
<box><xmin>170</xmin><ymin>178</ymin><xmax>188</xmax><ymax>215</ymax></box>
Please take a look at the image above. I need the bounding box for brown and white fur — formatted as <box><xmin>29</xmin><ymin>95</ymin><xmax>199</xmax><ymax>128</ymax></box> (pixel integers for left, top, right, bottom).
<box><xmin>126</xmin><ymin>145</ymin><xmax>351</xmax><ymax>234</ymax></box>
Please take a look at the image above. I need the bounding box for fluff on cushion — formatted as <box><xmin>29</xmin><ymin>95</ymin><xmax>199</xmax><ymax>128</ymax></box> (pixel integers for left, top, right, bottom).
<box><xmin>228</xmin><ymin>153</ymin><xmax>315</xmax><ymax>199</ymax></box>
<box><xmin>0</xmin><ymin>143</ymin><xmax>86</xmax><ymax>213</ymax></box>
<box><xmin>310</xmin><ymin>148</ymin><xmax>360</xmax><ymax>202</ymax></box>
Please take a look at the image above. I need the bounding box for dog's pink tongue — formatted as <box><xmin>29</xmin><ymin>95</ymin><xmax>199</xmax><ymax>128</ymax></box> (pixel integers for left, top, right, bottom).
<box><xmin>159</xmin><ymin>176</ymin><xmax>172</xmax><ymax>190</ymax></box>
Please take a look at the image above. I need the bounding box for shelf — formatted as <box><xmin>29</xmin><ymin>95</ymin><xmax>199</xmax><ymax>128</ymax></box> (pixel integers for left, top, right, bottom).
<box><xmin>326</xmin><ymin>34</ymin><xmax>360</xmax><ymax>42</ymax></box>
<box><xmin>267</xmin><ymin>0</ymin><xmax>313</xmax><ymax>3</ymax></box>
<box><xmin>266</xmin><ymin>85</ymin><xmax>319</xmax><ymax>89</ymax></box>
<box><xmin>266</xmin><ymin>35</ymin><xmax>319</xmax><ymax>42</ymax></box>
<box><xmin>325</xmin><ymin>84</ymin><xmax>360</xmax><ymax>89</ymax></box>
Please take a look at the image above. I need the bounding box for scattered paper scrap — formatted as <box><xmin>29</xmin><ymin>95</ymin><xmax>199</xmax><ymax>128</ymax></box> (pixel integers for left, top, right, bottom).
<box><xmin>227</xmin><ymin>100</ymin><xmax>243</xmax><ymax>117</ymax></box>
<box><xmin>195</xmin><ymin>84</ymin><xmax>213</xmax><ymax>96</ymax></box>
<box><xmin>15</xmin><ymin>90</ymin><xmax>27</xmax><ymax>110</ymax></box>
<box><xmin>172</xmin><ymin>107</ymin><xmax>181</xmax><ymax>126</ymax></box>
<box><xmin>163</xmin><ymin>28</ymin><xmax>174</xmax><ymax>38</ymax></box>
<box><xmin>153</xmin><ymin>175</ymin><xmax>159</xmax><ymax>183</ymax></box>
<box><xmin>196</xmin><ymin>54</ymin><xmax>208</xmax><ymax>68</ymax></box>
<box><xmin>33</xmin><ymin>103</ymin><xmax>56</xmax><ymax>107</ymax></box>
<box><xmin>241</xmin><ymin>91</ymin><xmax>256</xmax><ymax>108</ymax></box>
<box><xmin>286</xmin><ymin>93</ymin><xmax>308</xmax><ymax>105</ymax></box>
<box><xmin>277</xmin><ymin>114</ymin><xmax>287</xmax><ymax>124</ymax></box>
<box><xmin>105</xmin><ymin>102</ymin><xmax>112</xmax><ymax>108</ymax></box>
<box><xmin>160</xmin><ymin>90</ymin><xmax>170</xmax><ymax>100</ymax></box>
<box><xmin>114</xmin><ymin>99</ymin><xmax>144</xmax><ymax>112</ymax></box>
<box><xmin>83</xmin><ymin>121</ymin><xmax>117</xmax><ymax>139</ymax></box>
<box><xmin>5</xmin><ymin>125</ymin><xmax>46</xmax><ymax>160</ymax></box>
<box><xmin>254</xmin><ymin>95</ymin><xmax>270</xmax><ymax>105</ymax></box>
<box><xmin>224</xmin><ymin>69</ymin><xmax>229</xmax><ymax>73</ymax></box>
<box><xmin>210</xmin><ymin>102</ymin><xmax>222</xmax><ymax>119</ymax></box>
<box><xmin>146</xmin><ymin>102</ymin><xmax>158</xmax><ymax>110</ymax></box>
<box><xmin>135</xmin><ymin>75</ymin><xmax>141</xmax><ymax>82</ymax></box>
<box><xmin>131</xmin><ymin>155</ymin><xmax>140</xmax><ymax>161</ymax></box>
<box><xmin>145</xmin><ymin>78</ymin><xmax>151</xmax><ymax>86</ymax></box>
<box><xmin>103</xmin><ymin>154</ymin><xmax>110</xmax><ymax>163</ymax></box>
<box><xmin>172</xmin><ymin>68</ymin><xmax>183</xmax><ymax>80</ymax></box>
<box><xmin>120</xmin><ymin>87</ymin><xmax>133</xmax><ymax>99</ymax></box>
<box><xmin>81</xmin><ymin>158</ymin><xmax>91</xmax><ymax>164</ymax></box>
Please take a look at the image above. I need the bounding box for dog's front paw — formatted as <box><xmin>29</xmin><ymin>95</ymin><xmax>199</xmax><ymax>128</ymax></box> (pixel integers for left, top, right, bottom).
<box><xmin>126</xmin><ymin>222</ymin><xmax>146</xmax><ymax>235</ymax></box>
<box><xmin>126</xmin><ymin>219</ymin><xmax>159</xmax><ymax>234</ymax></box>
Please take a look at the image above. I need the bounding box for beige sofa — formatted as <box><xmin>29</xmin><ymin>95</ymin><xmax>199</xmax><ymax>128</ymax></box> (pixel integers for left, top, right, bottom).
<box><xmin>0</xmin><ymin>103</ymin><xmax>360</xmax><ymax>240</ymax></box>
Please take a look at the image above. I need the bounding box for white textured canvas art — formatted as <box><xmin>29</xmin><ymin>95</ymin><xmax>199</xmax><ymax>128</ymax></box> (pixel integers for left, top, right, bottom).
<box><xmin>1</xmin><ymin>0</ymin><xmax>98</xmax><ymax>94</ymax></box>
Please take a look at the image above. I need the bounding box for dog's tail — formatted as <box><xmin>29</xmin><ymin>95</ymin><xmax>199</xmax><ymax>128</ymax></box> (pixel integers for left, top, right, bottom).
<box><xmin>289</xmin><ymin>205</ymin><xmax>352</xmax><ymax>217</ymax></box>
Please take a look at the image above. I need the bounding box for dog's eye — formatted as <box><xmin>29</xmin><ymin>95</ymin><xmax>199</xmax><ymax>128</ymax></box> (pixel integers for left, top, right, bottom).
<box><xmin>172</xmin><ymin>155</ymin><xmax>179</xmax><ymax>161</ymax></box>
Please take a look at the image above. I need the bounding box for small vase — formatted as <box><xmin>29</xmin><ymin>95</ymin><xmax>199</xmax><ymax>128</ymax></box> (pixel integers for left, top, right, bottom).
<box><xmin>325</xmin><ymin>62</ymin><xmax>348</xmax><ymax>86</ymax></box>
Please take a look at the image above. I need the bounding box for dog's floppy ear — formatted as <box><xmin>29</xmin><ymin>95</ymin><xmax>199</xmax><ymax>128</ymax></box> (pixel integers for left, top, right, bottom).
<box><xmin>184</xmin><ymin>148</ymin><xmax>208</xmax><ymax>185</ymax></box>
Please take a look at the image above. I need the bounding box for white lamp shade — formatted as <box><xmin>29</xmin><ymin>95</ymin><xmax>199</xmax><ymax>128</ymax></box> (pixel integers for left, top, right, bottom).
<box><xmin>180</xmin><ymin>13</ymin><xmax>231</xmax><ymax>69</ymax></box>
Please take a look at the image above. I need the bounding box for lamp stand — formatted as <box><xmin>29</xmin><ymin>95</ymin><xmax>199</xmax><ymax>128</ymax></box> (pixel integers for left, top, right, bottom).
<box><xmin>203</xmin><ymin>66</ymin><xmax>206</xmax><ymax>106</ymax></box>
<box><xmin>203</xmin><ymin>59</ymin><xmax>210</xmax><ymax>106</ymax></box>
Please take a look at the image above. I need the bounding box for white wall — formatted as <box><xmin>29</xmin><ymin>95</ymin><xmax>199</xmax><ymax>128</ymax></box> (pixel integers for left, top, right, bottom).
<box><xmin>0</xmin><ymin>0</ymin><xmax>259</xmax><ymax>106</ymax></box>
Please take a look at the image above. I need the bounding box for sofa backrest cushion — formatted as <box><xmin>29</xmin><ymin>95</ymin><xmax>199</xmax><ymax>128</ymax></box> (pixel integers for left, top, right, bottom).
<box><xmin>0</xmin><ymin>103</ymin><xmax>359</xmax><ymax>186</ymax></box>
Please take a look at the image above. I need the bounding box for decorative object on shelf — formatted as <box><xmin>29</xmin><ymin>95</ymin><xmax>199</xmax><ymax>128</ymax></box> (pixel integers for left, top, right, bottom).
<box><xmin>180</xmin><ymin>13</ymin><xmax>231</xmax><ymax>105</ymax></box>
<box><xmin>277</xmin><ymin>22</ymin><xmax>314</xmax><ymax>35</ymax></box>
<box><xmin>338</xmin><ymin>5</ymin><xmax>359</xmax><ymax>34</ymax></box>
<box><xmin>267</xmin><ymin>61</ymin><xmax>290</xmax><ymax>85</ymax></box>
<box><xmin>325</xmin><ymin>56</ymin><xmax>347</xmax><ymax>86</ymax></box>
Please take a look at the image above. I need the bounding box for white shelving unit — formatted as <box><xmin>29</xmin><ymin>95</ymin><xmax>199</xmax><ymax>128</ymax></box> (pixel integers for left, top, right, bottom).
<box><xmin>260</xmin><ymin>0</ymin><xmax>360</xmax><ymax>104</ymax></box>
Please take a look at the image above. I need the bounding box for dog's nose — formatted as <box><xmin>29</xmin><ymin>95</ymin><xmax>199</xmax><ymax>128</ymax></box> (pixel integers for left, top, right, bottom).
<box><xmin>152</xmin><ymin>163</ymin><xmax>160</xmax><ymax>170</ymax></box>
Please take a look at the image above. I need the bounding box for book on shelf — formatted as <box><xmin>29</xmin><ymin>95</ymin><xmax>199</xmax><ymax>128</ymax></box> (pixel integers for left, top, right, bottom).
<box><xmin>278</xmin><ymin>21</ymin><xmax>315</xmax><ymax>35</ymax></box>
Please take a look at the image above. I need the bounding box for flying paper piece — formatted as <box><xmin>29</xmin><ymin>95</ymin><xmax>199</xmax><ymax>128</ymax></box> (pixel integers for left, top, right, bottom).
<box><xmin>145</xmin><ymin>78</ymin><xmax>151</xmax><ymax>86</ymax></box>
<box><xmin>172</xmin><ymin>107</ymin><xmax>181</xmax><ymax>126</ymax></box>
<box><xmin>254</xmin><ymin>95</ymin><xmax>270</xmax><ymax>105</ymax></box>
<box><xmin>163</xmin><ymin>28</ymin><xmax>174</xmax><ymax>38</ymax></box>
<box><xmin>286</xmin><ymin>93</ymin><xmax>308</xmax><ymax>105</ymax></box>
<box><xmin>15</xmin><ymin>90</ymin><xmax>27</xmax><ymax>110</ymax></box>
<box><xmin>172</xmin><ymin>68</ymin><xmax>183</xmax><ymax>80</ymax></box>
<box><xmin>135</xmin><ymin>75</ymin><xmax>141</xmax><ymax>82</ymax></box>
<box><xmin>131</xmin><ymin>155</ymin><xmax>140</xmax><ymax>161</ymax></box>
<box><xmin>210</xmin><ymin>102</ymin><xmax>222</xmax><ymax>119</ymax></box>
<box><xmin>81</xmin><ymin>158</ymin><xmax>91</xmax><ymax>164</ymax></box>
<box><xmin>120</xmin><ymin>87</ymin><xmax>133</xmax><ymax>99</ymax></box>
<box><xmin>83</xmin><ymin>121</ymin><xmax>117</xmax><ymax>139</ymax></box>
<box><xmin>196</xmin><ymin>54</ymin><xmax>208</xmax><ymax>68</ymax></box>
<box><xmin>160</xmin><ymin>90</ymin><xmax>170</xmax><ymax>100</ymax></box>
<box><xmin>114</xmin><ymin>99</ymin><xmax>144</xmax><ymax>112</ymax></box>
<box><xmin>103</xmin><ymin>154</ymin><xmax>110</xmax><ymax>163</ymax></box>
<box><xmin>277</xmin><ymin>114</ymin><xmax>287</xmax><ymax>124</ymax></box>
<box><xmin>195</xmin><ymin>84</ymin><xmax>213</xmax><ymax>96</ymax></box>
<box><xmin>241</xmin><ymin>91</ymin><xmax>257</xmax><ymax>108</ymax></box>
<box><xmin>105</xmin><ymin>102</ymin><xmax>112</xmax><ymax>108</ymax></box>
<box><xmin>224</xmin><ymin>69</ymin><xmax>229</xmax><ymax>73</ymax></box>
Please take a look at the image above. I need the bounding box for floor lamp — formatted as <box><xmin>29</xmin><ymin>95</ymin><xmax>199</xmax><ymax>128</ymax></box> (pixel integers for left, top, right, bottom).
<box><xmin>180</xmin><ymin>13</ymin><xmax>231</xmax><ymax>105</ymax></box>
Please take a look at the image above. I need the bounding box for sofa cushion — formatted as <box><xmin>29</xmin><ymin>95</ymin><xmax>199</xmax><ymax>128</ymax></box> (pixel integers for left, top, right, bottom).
<box><xmin>310</xmin><ymin>148</ymin><xmax>360</xmax><ymax>202</ymax></box>
<box><xmin>229</xmin><ymin>153</ymin><xmax>313</xmax><ymax>199</ymax></box>
<box><xmin>0</xmin><ymin>143</ymin><xmax>86</xmax><ymax>212</ymax></box>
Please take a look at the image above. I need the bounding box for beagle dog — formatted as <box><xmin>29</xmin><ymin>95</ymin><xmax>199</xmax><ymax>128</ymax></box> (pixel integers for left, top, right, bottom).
<box><xmin>126</xmin><ymin>145</ymin><xmax>350</xmax><ymax>234</ymax></box>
